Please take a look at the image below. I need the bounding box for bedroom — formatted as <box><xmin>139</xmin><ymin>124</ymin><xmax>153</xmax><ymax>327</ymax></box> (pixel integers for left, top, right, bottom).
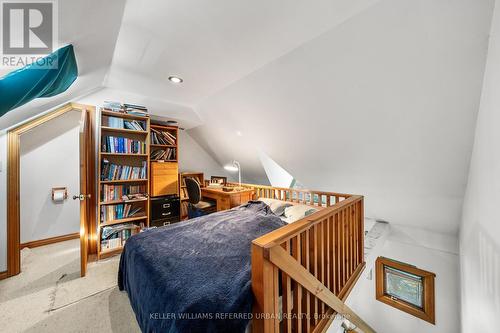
<box><xmin>0</xmin><ymin>0</ymin><xmax>498</xmax><ymax>332</ymax></box>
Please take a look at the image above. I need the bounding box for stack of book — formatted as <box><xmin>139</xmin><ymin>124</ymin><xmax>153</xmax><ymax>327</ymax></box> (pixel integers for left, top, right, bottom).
<box><xmin>101</xmin><ymin>159</ymin><xmax>147</xmax><ymax>181</ymax></box>
<box><xmin>101</xmin><ymin>184</ymin><xmax>146</xmax><ymax>202</ymax></box>
<box><xmin>123</xmin><ymin>120</ymin><xmax>146</xmax><ymax>131</ymax></box>
<box><xmin>102</xmin><ymin>136</ymin><xmax>146</xmax><ymax>154</ymax></box>
<box><xmin>102</xmin><ymin>101</ymin><xmax>149</xmax><ymax>117</ymax></box>
<box><xmin>102</xmin><ymin>101</ymin><xmax>122</xmax><ymax>112</ymax></box>
<box><xmin>103</xmin><ymin>116</ymin><xmax>146</xmax><ymax>131</ymax></box>
<box><xmin>101</xmin><ymin>204</ymin><xmax>143</xmax><ymax>221</ymax></box>
<box><xmin>151</xmin><ymin>128</ymin><xmax>176</xmax><ymax>145</ymax></box>
<box><xmin>151</xmin><ymin>148</ymin><xmax>176</xmax><ymax>161</ymax></box>
<box><xmin>101</xmin><ymin>224</ymin><xmax>137</xmax><ymax>251</ymax></box>
<box><xmin>124</xmin><ymin>103</ymin><xmax>148</xmax><ymax>116</ymax></box>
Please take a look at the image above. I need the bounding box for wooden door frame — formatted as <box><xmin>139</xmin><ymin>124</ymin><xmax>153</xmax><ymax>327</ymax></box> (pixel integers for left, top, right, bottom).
<box><xmin>4</xmin><ymin>102</ymin><xmax>96</xmax><ymax>278</ymax></box>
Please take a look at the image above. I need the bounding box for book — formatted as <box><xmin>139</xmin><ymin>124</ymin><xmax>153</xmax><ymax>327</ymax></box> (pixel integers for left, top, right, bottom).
<box><xmin>151</xmin><ymin>128</ymin><xmax>176</xmax><ymax>145</ymax></box>
<box><xmin>151</xmin><ymin>148</ymin><xmax>176</xmax><ymax>161</ymax></box>
<box><xmin>101</xmin><ymin>159</ymin><xmax>147</xmax><ymax>181</ymax></box>
<box><xmin>101</xmin><ymin>223</ymin><xmax>137</xmax><ymax>250</ymax></box>
<box><xmin>102</xmin><ymin>115</ymin><xmax>146</xmax><ymax>131</ymax></box>
<box><xmin>101</xmin><ymin>184</ymin><xmax>146</xmax><ymax>202</ymax></box>
<box><xmin>101</xmin><ymin>102</ymin><xmax>149</xmax><ymax>117</ymax></box>
<box><xmin>101</xmin><ymin>136</ymin><xmax>146</xmax><ymax>154</ymax></box>
<box><xmin>100</xmin><ymin>204</ymin><xmax>144</xmax><ymax>221</ymax></box>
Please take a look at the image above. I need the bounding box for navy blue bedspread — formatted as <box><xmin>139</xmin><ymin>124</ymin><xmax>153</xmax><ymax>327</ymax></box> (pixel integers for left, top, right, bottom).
<box><xmin>118</xmin><ymin>201</ymin><xmax>285</xmax><ymax>333</ymax></box>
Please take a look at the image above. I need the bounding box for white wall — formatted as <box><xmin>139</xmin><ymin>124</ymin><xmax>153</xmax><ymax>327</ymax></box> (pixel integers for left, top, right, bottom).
<box><xmin>347</xmin><ymin>227</ymin><xmax>460</xmax><ymax>333</ymax></box>
<box><xmin>19</xmin><ymin>111</ymin><xmax>81</xmax><ymax>243</ymax></box>
<box><xmin>178</xmin><ymin>130</ymin><xmax>232</xmax><ymax>180</ymax></box>
<box><xmin>191</xmin><ymin>0</ymin><xmax>494</xmax><ymax>234</ymax></box>
<box><xmin>460</xmin><ymin>0</ymin><xmax>500</xmax><ymax>331</ymax></box>
<box><xmin>75</xmin><ymin>87</ymin><xmax>204</xmax><ymax>129</ymax></box>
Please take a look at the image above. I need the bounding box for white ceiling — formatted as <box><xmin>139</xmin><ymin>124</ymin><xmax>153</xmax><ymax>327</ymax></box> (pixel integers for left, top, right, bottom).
<box><xmin>1</xmin><ymin>0</ymin><xmax>496</xmax><ymax>234</ymax></box>
<box><xmin>0</xmin><ymin>0</ymin><xmax>126</xmax><ymax>129</ymax></box>
<box><xmin>189</xmin><ymin>0</ymin><xmax>495</xmax><ymax>233</ymax></box>
<box><xmin>105</xmin><ymin>0</ymin><xmax>381</xmax><ymax>105</ymax></box>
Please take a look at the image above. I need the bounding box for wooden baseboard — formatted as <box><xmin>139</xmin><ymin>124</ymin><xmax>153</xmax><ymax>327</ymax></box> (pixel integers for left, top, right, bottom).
<box><xmin>0</xmin><ymin>270</ymin><xmax>8</xmax><ymax>280</ymax></box>
<box><xmin>20</xmin><ymin>233</ymin><xmax>80</xmax><ymax>250</ymax></box>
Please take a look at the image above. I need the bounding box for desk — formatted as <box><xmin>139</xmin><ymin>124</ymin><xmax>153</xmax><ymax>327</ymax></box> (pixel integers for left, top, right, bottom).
<box><xmin>201</xmin><ymin>187</ymin><xmax>254</xmax><ymax>212</ymax></box>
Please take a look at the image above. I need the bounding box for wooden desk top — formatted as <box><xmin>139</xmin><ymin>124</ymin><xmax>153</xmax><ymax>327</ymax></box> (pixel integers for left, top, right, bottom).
<box><xmin>201</xmin><ymin>187</ymin><xmax>254</xmax><ymax>196</ymax></box>
<box><xmin>201</xmin><ymin>187</ymin><xmax>254</xmax><ymax>212</ymax></box>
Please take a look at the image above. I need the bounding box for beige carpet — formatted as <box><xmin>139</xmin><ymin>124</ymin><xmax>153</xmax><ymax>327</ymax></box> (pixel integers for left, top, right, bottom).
<box><xmin>0</xmin><ymin>239</ymin><xmax>140</xmax><ymax>333</ymax></box>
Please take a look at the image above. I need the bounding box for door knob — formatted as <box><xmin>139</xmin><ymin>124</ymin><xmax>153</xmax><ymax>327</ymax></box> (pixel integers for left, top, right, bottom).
<box><xmin>73</xmin><ymin>194</ymin><xmax>91</xmax><ymax>201</ymax></box>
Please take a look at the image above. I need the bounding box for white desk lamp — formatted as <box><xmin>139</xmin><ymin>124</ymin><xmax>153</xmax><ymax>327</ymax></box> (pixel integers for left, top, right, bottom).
<box><xmin>224</xmin><ymin>160</ymin><xmax>241</xmax><ymax>187</ymax></box>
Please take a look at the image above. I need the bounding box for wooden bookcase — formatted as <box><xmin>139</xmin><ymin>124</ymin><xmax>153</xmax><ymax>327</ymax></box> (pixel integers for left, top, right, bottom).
<box><xmin>97</xmin><ymin>109</ymin><xmax>150</xmax><ymax>259</ymax></box>
<box><xmin>150</xmin><ymin>124</ymin><xmax>179</xmax><ymax>198</ymax></box>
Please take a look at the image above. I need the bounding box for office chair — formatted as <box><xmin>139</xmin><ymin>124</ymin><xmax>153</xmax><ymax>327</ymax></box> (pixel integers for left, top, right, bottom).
<box><xmin>185</xmin><ymin>177</ymin><xmax>216</xmax><ymax>218</ymax></box>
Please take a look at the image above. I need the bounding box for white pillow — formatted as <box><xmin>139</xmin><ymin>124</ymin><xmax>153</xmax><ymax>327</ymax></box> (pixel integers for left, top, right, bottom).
<box><xmin>282</xmin><ymin>205</ymin><xmax>318</xmax><ymax>224</ymax></box>
<box><xmin>258</xmin><ymin>197</ymin><xmax>292</xmax><ymax>216</ymax></box>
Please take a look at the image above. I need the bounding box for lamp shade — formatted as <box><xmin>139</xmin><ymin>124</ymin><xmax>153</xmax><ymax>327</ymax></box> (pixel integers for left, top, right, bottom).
<box><xmin>224</xmin><ymin>165</ymin><xmax>239</xmax><ymax>172</ymax></box>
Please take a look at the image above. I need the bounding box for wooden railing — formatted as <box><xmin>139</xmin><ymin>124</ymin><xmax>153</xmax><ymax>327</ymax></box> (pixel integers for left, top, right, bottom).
<box><xmin>251</xmin><ymin>195</ymin><xmax>375</xmax><ymax>333</ymax></box>
<box><xmin>227</xmin><ymin>182</ymin><xmax>352</xmax><ymax>207</ymax></box>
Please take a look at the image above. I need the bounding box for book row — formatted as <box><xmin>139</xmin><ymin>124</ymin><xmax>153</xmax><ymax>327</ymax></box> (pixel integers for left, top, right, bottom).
<box><xmin>151</xmin><ymin>148</ymin><xmax>176</xmax><ymax>161</ymax></box>
<box><xmin>101</xmin><ymin>203</ymin><xmax>144</xmax><ymax>222</ymax></box>
<box><xmin>151</xmin><ymin>128</ymin><xmax>176</xmax><ymax>145</ymax></box>
<box><xmin>103</xmin><ymin>116</ymin><xmax>146</xmax><ymax>131</ymax></box>
<box><xmin>101</xmin><ymin>184</ymin><xmax>146</xmax><ymax>202</ymax></box>
<box><xmin>101</xmin><ymin>159</ymin><xmax>147</xmax><ymax>181</ymax></box>
<box><xmin>101</xmin><ymin>136</ymin><xmax>146</xmax><ymax>154</ymax></box>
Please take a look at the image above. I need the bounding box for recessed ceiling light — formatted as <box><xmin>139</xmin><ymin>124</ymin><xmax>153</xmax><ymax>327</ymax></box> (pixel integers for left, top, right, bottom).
<box><xmin>168</xmin><ymin>76</ymin><xmax>183</xmax><ymax>84</ymax></box>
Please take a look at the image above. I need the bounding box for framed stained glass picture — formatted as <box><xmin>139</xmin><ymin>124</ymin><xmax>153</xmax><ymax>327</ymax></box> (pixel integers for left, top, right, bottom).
<box><xmin>375</xmin><ymin>257</ymin><xmax>436</xmax><ymax>324</ymax></box>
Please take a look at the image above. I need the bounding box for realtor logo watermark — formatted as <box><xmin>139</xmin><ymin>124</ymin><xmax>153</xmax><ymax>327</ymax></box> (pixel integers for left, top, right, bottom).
<box><xmin>1</xmin><ymin>0</ymin><xmax>58</xmax><ymax>69</ymax></box>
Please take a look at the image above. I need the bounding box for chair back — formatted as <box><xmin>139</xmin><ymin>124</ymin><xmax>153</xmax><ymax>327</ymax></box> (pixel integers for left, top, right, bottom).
<box><xmin>185</xmin><ymin>177</ymin><xmax>201</xmax><ymax>204</ymax></box>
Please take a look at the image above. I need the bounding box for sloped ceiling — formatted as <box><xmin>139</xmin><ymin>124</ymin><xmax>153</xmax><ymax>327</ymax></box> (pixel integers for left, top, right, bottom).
<box><xmin>189</xmin><ymin>0</ymin><xmax>495</xmax><ymax>233</ymax></box>
<box><xmin>105</xmin><ymin>0</ymin><xmax>382</xmax><ymax>105</ymax></box>
<box><xmin>2</xmin><ymin>0</ymin><xmax>495</xmax><ymax>234</ymax></box>
<box><xmin>0</xmin><ymin>0</ymin><xmax>127</xmax><ymax>129</ymax></box>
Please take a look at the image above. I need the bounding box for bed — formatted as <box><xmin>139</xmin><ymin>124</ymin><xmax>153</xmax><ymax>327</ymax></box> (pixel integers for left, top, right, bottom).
<box><xmin>118</xmin><ymin>183</ymin><xmax>372</xmax><ymax>333</ymax></box>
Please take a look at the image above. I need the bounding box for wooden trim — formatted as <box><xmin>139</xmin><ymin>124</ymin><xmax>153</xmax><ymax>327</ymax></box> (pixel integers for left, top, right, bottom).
<box><xmin>231</xmin><ymin>182</ymin><xmax>353</xmax><ymax>204</ymax></box>
<box><xmin>6</xmin><ymin>103</ymin><xmax>95</xmax><ymax>278</ymax></box>
<box><xmin>269</xmin><ymin>246</ymin><xmax>375</xmax><ymax>333</ymax></box>
<box><xmin>253</xmin><ymin>196</ymin><xmax>363</xmax><ymax>249</ymax></box>
<box><xmin>375</xmin><ymin>257</ymin><xmax>436</xmax><ymax>324</ymax></box>
<box><xmin>7</xmin><ymin>129</ymin><xmax>21</xmax><ymax>277</ymax></box>
<box><xmin>20</xmin><ymin>233</ymin><xmax>80</xmax><ymax>250</ymax></box>
<box><xmin>251</xmin><ymin>192</ymin><xmax>371</xmax><ymax>333</ymax></box>
<box><xmin>0</xmin><ymin>270</ymin><xmax>8</xmax><ymax>280</ymax></box>
<box><xmin>87</xmin><ymin>106</ymin><xmax>97</xmax><ymax>255</ymax></box>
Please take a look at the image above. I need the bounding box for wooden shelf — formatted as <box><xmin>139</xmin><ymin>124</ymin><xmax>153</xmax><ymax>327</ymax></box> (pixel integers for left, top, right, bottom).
<box><xmin>100</xmin><ymin>198</ymin><xmax>148</xmax><ymax>205</ymax></box>
<box><xmin>100</xmin><ymin>179</ymin><xmax>148</xmax><ymax>184</ymax></box>
<box><xmin>99</xmin><ymin>246</ymin><xmax>124</xmax><ymax>259</ymax></box>
<box><xmin>150</xmin><ymin>144</ymin><xmax>176</xmax><ymax>148</ymax></box>
<box><xmin>150</xmin><ymin>122</ymin><xmax>179</xmax><ymax>198</ymax></box>
<box><xmin>100</xmin><ymin>215</ymin><xmax>148</xmax><ymax>227</ymax></box>
<box><xmin>100</xmin><ymin>152</ymin><xmax>148</xmax><ymax>157</ymax></box>
<box><xmin>101</xmin><ymin>126</ymin><xmax>148</xmax><ymax>135</ymax></box>
<box><xmin>101</xmin><ymin>110</ymin><xmax>149</xmax><ymax>121</ymax></box>
<box><xmin>151</xmin><ymin>124</ymin><xmax>178</xmax><ymax>130</ymax></box>
<box><xmin>98</xmin><ymin>106</ymin><xmax>151</xmax><ymax>260</ymax></box>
